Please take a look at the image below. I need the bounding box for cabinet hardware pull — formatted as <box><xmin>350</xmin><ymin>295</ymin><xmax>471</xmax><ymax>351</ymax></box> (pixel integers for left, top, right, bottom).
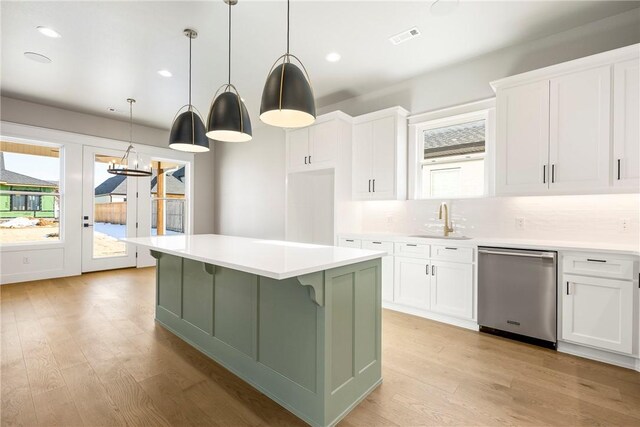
<box><xmin>309</xmin><ymin>155</ymin><xmax>311</xmax><ymax>164</ymax></box>
<box><xmin>372</xmin><ymin>241</ymin><xmax>382</xmax><ymax>244</ymax></box>
<box><xmin>543</xmin><ymin>165</ymin><xmax>546</xmax><ymax>184</ymax></box>
<box><xmin>586</xmin><ymin>258</ymin><xmax>606</xmax><ymax>263</ymax></box>
<box><xmin>345</xmin><ymin>239</ymin><xmax>354</xmax><ymax>242</ymax></box>
<box><xmin>566</xmin><ymin>281</ymin><xmax>570</xmax><ymax>295</ymax></box>
<box><xmin>617</xmin><ymin>159</ymin><xmax>621</xmax><ymax>180</ymax></box>
<box><xmin>551</xmin><ymin>164</ymin><xmax>555</xmax><ymax>183</ymax></box>
<box><xmin>432</xmin><ymin>265</ymin><xmax>435</xmax><ymax>276</ymax></box>
<box><xmin>445</xmin><ymin>247</ymin><xmax>458</xmax><ymax>250</ymax></box>
<box><xmin>304</xmin><ymin>156</ymin><xmax>307</xmax><ymax>164</ymax></box>
<box><xmin>368</xmin><ymin>179</ymin><xmax>371</xmax><ymax>193</ymax></box>
<box><xmin>406</xmin><ymin>244</ymin><xmax>417</xmax><ymax>247</ymax></box>
<box><xmin>372</xmin><ymin>179</ymin><xmax>375</xmax><ymax>192</ymax></box>
<box><xmin>425</xmin><ymin>264</ymin><xmax>429</xmax><ymax>275</ymax></box>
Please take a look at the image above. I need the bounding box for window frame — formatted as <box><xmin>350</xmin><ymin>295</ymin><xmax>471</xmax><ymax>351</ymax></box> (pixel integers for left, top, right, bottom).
<box><xmin>408</xmin><ymin>99</ymin><xmax>495</xmax><ymax>200</ymax></box>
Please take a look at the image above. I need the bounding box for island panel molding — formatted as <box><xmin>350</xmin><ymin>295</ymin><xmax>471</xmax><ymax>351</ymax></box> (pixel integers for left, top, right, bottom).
<box><xmin>143</xmin><ymin>239</ymin><xmax>383</xmax><ymax>427</ymax></box>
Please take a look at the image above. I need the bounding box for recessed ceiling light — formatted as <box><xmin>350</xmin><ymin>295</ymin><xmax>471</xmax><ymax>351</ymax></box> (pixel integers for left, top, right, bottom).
<box><xmin>430</xmin><ymin>0</ymin><xmax>459</xmax><ymax>16</ymax></box>
<box><xmin>36</xmin><ymin>26</ymin><xmax>61</xmax><ymax>38</ymax></box>
<box><xmin>325</xmin><ymin>52</ymin><xmax>341</xmax><ymax>63</ymax></box>
<box><xmin>157</xmin><ymin>69</ymin><xmax>172</xmax><ymax>77</ymax></box>
<box><xmin>24</xmin><ymin>52</ymin><xmax>51</xmax><ymax>63</ymax></box>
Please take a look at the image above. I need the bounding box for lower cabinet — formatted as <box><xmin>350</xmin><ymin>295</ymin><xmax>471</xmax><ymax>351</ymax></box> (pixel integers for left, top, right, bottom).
<box><xmin>430</xmin><ymin>260</ymin><xmax>473</xmax><ymax>319</ymax></box>
<box><xmin>394</xmin><ymin>256</ymin><xmax>430</xmax><ymax>309</ymax></box>
<box><xmin>562</xmin><ymin>274</ymin><xmax>634</xmax><ymax>354</ymax></box>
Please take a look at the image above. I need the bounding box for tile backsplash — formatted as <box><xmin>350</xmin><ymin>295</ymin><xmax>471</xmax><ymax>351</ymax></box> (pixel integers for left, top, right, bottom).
<box><xmin>359</xmin><ymin>194</ymin><xmax>640</xmax><ymax>245</ymax></box>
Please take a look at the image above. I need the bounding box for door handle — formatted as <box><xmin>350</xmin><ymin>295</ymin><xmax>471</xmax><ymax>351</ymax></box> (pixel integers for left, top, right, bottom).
<box><xmin>368</xmin><ymin>179</ymin><xmax>371</xmax><ymax>193</ymax></box>
<box><xmin>566</xmin><ymin>281</ymin><xmax>570</xmax><ymax>295</ymax></box>
<box><xmin>551</xmin><ymin>164</ymin><xmax>555</xmax><ymax>183</ymax></box>
<box><xmin>543</xmin><ymin>165</ymin><xmax>546</xmax><ymax>184</ymax></box>
<box><xmin>83</xmin><ymin>223</ymin><xmax>93</xmax><ymax>228</ymax></box>
<box><xmin>372</xmin><ymin>179</ymin><xmax>375</xmax><ymax>192</ymax></box>
<box><xmin>617</xmin><ymin>159</ymin><xmax>621</xmax><ymax>180</ymax></box>
<box><xmin>431</xmin><ymin>265</ymin><xmax>435</xmax><ymax>276</ymax></box>
<box><xmin>304</xmin><ymin>156</ymin><xmax>307</xmax><ymax>164</ymax></box>
<box><xmin>308</xmin><ymin>155</ymin><xmax>311</xmax><ymax>164</ymax></box>
<box><xmin>425</xmin><ymin>264</ymin><xmax>429</xmax><ymax>275</ymax></box>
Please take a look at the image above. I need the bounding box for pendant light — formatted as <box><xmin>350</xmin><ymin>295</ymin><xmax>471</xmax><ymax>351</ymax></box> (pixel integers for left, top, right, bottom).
<box><xmin>169</xmin><ymin>29</ymin><xmax>209</xmax><ymax>153</ymax></box>
<box><xmin>206</xmin><ymin>0</ymin><xmax>252</xmax><ymax>142</ymax></box>
<box><xmin>260</xmin><ymin>0</ymin><xmax>316</xmax><ymax>128</ymax></box>
<box><xmin>108</xmin><ymin>99</ymin><xmax>152</xmax><ymax>177</ymax></box>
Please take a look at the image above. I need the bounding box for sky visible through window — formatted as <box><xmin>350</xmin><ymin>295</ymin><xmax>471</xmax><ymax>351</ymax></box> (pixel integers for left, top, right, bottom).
<box><xmin>3</xmin><ymin>152</ymin><xmax>59</xmax><ymax>182</ymax></box>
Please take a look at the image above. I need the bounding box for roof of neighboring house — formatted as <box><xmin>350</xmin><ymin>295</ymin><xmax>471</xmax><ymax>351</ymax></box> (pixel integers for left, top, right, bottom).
<box><xmin>94</xmin><ymin>166</ymin><xmax>186</xmax><ymax>196</ymax></box>
<box><xmin>0</xmin><ymin>152</ymin><xmax>58</xmax><ymax>188</ymax></box>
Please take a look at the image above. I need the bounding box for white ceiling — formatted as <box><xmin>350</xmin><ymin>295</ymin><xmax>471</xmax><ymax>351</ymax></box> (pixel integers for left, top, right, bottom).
<box><xmin>1</xmin><ymin>1</ymin><xmax>638</xmax><ymax>130</ymax></box>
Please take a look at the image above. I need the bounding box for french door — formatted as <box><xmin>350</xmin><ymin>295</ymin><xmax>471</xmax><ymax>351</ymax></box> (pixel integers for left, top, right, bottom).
<box><xmin>81</xmin><ymin>146</ymin><xmax>142</xmax><ymax>272</ymax></box>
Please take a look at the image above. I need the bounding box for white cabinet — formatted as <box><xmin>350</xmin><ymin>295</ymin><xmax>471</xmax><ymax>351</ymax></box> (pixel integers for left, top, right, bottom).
<box><xmin>492</xmin><ymin>44</ymin><xmax>639</xmax><ymax>196</ymax></box>
<box><xmin>613</xmin><ymin>59</ymin><xmax>640</xmax><ymax>188</ymax></box>
<box><xmin>495</xmin><ymin>81</ymin><xmax>550</xmax><ymax>195</ymax></box>
<box><xmin>338</xmin><ymin>237</ymin><xmax>361</xmax><ymax>249</ymax></box>
<box><xmin>286</xmin><ymin>117</ymin><xmax>339</xmax><ymax>172</ymax></box>
<box><xmin>394</xmin><ymin>256</ymin><xmax>430</xmax><ymax>309</ymax></box>
<box><xmin>430</xmin><ymin>260</ymin><xmax>473</xmax><ymax>320</ymax></box>
<box><xmin>352</xmin><ymin>107</ymin><xmax>408</xmax><ymax>200</ymax></box>
<box><xmin>549</xmin><ymin>66</ymin><xmax>610</xmax><ymax>191</ymax></box>
<box><xmin>562</xmin><ymin>274</ymin><xmax>633</xmax><ymax>354</ymax></box>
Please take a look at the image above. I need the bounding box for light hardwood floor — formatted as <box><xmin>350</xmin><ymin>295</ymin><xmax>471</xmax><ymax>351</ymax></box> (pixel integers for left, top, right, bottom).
<box><xmin>1</xmin><ymin>267</ymin><xmax>639</xmax><ymax>426</ymax></box>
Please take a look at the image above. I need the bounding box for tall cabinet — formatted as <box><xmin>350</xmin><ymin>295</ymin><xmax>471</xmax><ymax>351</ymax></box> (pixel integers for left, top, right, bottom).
<box><xmin>352</xmin><ymin>107</ymin><xmax>409</xmax><ymax>200</ymax></box>
<box><xmin>492</xmin><ymin>44</ymin><xmax>639</xmax><ymax>196</ymax></box>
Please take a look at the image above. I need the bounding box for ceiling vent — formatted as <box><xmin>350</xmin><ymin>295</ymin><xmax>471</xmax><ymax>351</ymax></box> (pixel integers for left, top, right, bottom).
<box><xmin>389</xmin><ymin>27</ymin><xmax>421</xmax><ymax>45</ymax></box>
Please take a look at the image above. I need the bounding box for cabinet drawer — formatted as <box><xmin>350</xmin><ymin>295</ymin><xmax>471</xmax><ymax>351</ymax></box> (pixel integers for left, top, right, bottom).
<box><xmin>338</xmin><ymin>238</ymin><xmax>361</xmax><ymax>249</ymax></box>
<box><xmin>431</xmin><ymin>245</ymin><xmax>474</xmax><ymax>263</ymax></box>
<box><xmin>362</xmin><ymin>240</ymin><xmax>394</xmax><ymax>254</ymax></box>
<box><xmin>394</xmin><ymin>242</ymin><xmax>430</xmax><ymax>259</ymax></box>
<box><xmin>563</xmin><ymin>255</ymin><xmax>634</xmax><ymax>280</ymax></box>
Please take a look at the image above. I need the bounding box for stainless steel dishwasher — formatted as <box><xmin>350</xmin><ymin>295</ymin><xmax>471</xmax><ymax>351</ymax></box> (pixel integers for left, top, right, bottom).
<box><xmin>478</xmin><ymin>247</ymin><xmax>557</xmax><ymax>347</ymax></box>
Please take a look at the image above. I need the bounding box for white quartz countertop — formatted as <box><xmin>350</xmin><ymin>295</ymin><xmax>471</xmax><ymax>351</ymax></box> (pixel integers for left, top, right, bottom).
<box><xmin>122</xmin><ymin>234</ymin><xmax>385</xmax><ymax>280</ymax></box>
<box><xmin>339</xmin><ymin>233</ymin><xmax>640</xmax><ymax>256</ymax></box>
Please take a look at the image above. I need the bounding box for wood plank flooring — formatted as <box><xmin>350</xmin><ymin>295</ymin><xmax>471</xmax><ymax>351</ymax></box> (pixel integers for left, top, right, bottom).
<box><xmin>1</xmin><ymin>267</ymin><xmax>639</xmax><ymax>426</ymax></box>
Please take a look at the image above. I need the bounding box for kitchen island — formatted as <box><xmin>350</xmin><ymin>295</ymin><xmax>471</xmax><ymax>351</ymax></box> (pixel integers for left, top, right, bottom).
<box><xmin>121</xmin><ymin>234</ymin><xmax>385</xmax><ymax>427</ymax></box>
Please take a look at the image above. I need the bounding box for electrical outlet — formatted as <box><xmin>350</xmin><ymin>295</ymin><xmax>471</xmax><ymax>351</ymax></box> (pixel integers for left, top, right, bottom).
<box><xmin>22</xmin><ymin>256</ymin><xmax>30</xmax><ymax>264</ymax></box>
<box><xmin>515</xmin><ymin>217</ymin><xmax>525</xmax><ymax>230</ymax></box>
<box><xmin>619</xmin><ymin>218</ymin><xmax>630</xmax><ymax>232</ymax></box>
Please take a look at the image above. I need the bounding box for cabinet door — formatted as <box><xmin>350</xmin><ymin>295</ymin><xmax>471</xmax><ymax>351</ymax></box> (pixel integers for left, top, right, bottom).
<box><xmin>613</xmin><ymin>59</ymin><xmax>640</xmax><ymax>188</ymax></box>
<box><xmin>309</xmin><ymin>120</ymin><xmax>337</xmax><ymax>168</ymax></box>
<box><xmin>370</xmin><ymin>116</ymin><xmax>397</xmax><ymax>200</ymax></box>
<box><xmin>287</xmin><ymin>128</ymin><xmax>309</xmax><ymax>171</ymax></box>
<box><xmin>549</xmin><ymin>66</ymin><xmax>611</xmax><ymax>191</ymax></box>
<box><xmin>393</xmin><ymin>256</ymin><xmax>430</xmax><ymax>309</ymax></box>
<box><xmin>562</xmin><ymin>274</ymin><xmax>633</xmax><ymax>354</ymax></box>
<box><xmin>352</xmin><ymin>122</ymin><xmax>373</xmax><ymax>200</ymax></box>
<box><xmin>430</xmin><ymin>261</ymin><xmax>473</xmax><ymax>319</ymax></box>
<box><xmin>495</xmin><ymin>81</ymin><xmax>550</xmax><ymax>195</ymax></box>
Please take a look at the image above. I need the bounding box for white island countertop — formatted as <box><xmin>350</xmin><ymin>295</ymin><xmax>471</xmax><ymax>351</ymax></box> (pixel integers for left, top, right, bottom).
<box><xmin>122</xmin><ymin>234</ymin><xmax>386</xmax><ymax>280</ymax></box>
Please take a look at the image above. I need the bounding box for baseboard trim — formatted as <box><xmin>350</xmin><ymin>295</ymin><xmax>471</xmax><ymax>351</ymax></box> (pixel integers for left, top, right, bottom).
<box><xmin>382</xmin><ymin>301</ymin><xmax>479</xmax><ymax>331</ymax></box>
<box><xmin>557</xmin><ymin>341</ymin><xmax>639</xmax><ymax>372</ymax></box>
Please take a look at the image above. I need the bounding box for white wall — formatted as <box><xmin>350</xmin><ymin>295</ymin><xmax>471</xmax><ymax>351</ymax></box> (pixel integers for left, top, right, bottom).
<box><xmin>0</xmin><ymin>96</ymin><xmax>215</xmax><ymax>234</ymax></box>
<box><xmin>214</xmin><ymin>125</ymin><xmax>286</xmax><ymax>239</ymax></box>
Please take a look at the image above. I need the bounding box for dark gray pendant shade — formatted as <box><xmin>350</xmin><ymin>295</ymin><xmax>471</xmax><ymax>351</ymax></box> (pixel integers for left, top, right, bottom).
<box><xmin>169</xmin><ymin>110</ymin><xmax>210</xmax><ymax>153</ymax></box>
<box><xmin>260</xmin><ymin>61</ymin><xmax>316</xmax><ymax>128</ymax></box>
<box><xmin>206</xmin><ymin>91</ymin><xmax>252</xmax><ymax>142</ymax></box>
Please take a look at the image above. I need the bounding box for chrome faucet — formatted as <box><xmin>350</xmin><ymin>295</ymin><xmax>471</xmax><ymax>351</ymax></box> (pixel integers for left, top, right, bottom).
<box><xmin>438</xmin><ymin>202</ymin><xmax>454</xmax><ymax>237</ymax></box>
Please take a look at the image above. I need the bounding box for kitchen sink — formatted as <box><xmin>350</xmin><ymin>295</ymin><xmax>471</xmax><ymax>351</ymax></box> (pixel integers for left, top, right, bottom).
<box><xmin>408</xmin><ymin>234</ymin><xmax>472</xmax><ymax>240</ymax></box>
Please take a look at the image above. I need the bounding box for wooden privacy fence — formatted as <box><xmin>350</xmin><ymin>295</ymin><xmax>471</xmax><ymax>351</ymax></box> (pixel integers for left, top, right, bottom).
<box><xmin>95</xmin><ymin>202</ymin><xmax>126</xmax><ymax>224</ymax></box>
<box><xmin>95</xmin><ymin>199</ymin><xmax>184</xmax><ymax>232</ymax></box>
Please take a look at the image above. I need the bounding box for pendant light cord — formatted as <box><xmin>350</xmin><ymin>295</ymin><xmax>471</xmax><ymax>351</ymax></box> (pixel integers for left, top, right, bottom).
<box><xmin>228</xmin><ymin>1</ymin><xmax>231</xmax><ymax>85</ymax></box>
<box><xmin>188</xmin><ymin>33</ymin><xmax>192</xmax><ymax>110</ymax></box>
<box><xmin>286</xmin><ymin>0</ymin><xmax>290</xmax><ymax>55</ymax></box>
<box><xmin>129</xmin><ymin>100</ymin><xmax>133</xmax><ymax>145</ymax></box>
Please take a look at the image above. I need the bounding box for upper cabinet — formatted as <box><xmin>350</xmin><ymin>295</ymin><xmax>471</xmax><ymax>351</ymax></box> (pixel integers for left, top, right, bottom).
<box><xmin>352</xmin><ymin>107</ymin><xmax>408</xmax><ymax>200</ymax></box>
<box><xmin>492</xmin><ymin>44</ymin><xmax>639</xmax><ymax>196</ymax></box>
<box><xmin>613</xmin><ymin>59</ymin><xmax>640</xmax><ymax>189</ymax></box>
<box><xmin>285</xmin><ymin>112</ymin><xmax>352</xmax><ymax>173</ymax></box>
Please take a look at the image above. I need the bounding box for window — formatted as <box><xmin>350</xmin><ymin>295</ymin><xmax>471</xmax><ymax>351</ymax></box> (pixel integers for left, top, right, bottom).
<box><xmin>151</xmin><ymin>160</ymin><xmax>187</xmax><ymax>236</ymax></box>
<box><xmin>416</xmin><ymin>112</ymin><xmax>488</xmax><ymax>199</ymax></box>
<box><xmin>0</xmin><ymin>141</ymin><xmax>61</xmax><ymax>244</ymax></box>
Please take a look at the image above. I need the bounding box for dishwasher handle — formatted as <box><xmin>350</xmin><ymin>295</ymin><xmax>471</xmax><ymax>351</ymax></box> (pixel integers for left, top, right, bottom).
<box><xmin>478</xmin><ymin>249</ymin><xmax>555</xmax><ymax>259</ymax></box>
